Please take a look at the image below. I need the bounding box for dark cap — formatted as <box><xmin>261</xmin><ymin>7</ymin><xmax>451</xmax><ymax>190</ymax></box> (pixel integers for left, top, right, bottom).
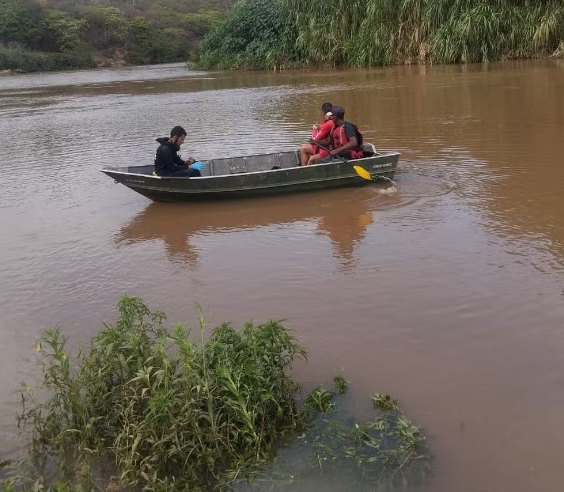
<box><xmin>331</xmin><ymin>106</ymin><xmax>345</xmax><ymax>118</ymax></box>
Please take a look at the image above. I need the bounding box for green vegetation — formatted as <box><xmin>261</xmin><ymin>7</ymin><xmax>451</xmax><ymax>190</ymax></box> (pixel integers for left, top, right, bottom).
<box><xmin>2</xmin><ymin>0</ymin><xmax>563</xmax><ymax>72</ymax></box>
<box><xmin>0</xmin><ymin>0</ymin><xmax>230</xmax><ymax>71</ymax></box>
<box><xmin>198</xmin><ymin>0</ymin><xmax>564</xmax><ymax>69</ymax></box>
<box><xmin>198</xmin><ymin>0</ymin><xmax>295</xmax><ymax>69</ymax></box>
<box><xmin>0</xmin><ymin>297</ymin><xmax>429</xmax><ymax>492</ymax></box>
<box><xmin>0</xmin><ymin>44</ymin><xmax>94</xmax><ymax>72</ymax></box>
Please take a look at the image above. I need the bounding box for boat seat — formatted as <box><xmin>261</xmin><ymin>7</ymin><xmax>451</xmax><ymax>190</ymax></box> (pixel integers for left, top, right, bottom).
<box><xmin>276</xmin><ymin>151</ymin><xmax>301</xmax><ymax>169</ymax></box>
<box><xmin>362</xmin><ymin>143</ymin><xmax>378</xmax><ymax>157</ymax></box>
<box><xmin>127</xmin><ymin>164</ymin><xmax>156</xmax><ymax>175</ymax></box>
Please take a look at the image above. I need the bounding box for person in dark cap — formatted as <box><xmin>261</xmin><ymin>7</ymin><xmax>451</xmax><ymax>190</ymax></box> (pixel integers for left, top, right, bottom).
<box><xmin>323</xmin><ymin>106</ymin><xmax>363</xmax><ymax>161</ymax></box>
<box><xmin>154</xmin><ymin>125</ymin><xmax>205</xmax><ymax>177</ymax></box>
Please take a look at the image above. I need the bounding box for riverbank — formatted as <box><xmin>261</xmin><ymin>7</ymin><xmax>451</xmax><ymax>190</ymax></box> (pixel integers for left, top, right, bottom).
<box><xmin>3</xmin><ymin>0</ymin><xmax>563</xmax><ymax>73</ymax></box>
<box><xmin>0</xmin><ymin>47</ymin><xmax>151</xmax><ymax>74</ymax></box>
<box><xmin>197</xmin><ymin>0</ymin><xmax>564</xmax><ymax>69</ymax></box>
<box><xmin>0</xmin><ymin>0</ymin><xmax>227</xmax><ymax>74</ymax></box>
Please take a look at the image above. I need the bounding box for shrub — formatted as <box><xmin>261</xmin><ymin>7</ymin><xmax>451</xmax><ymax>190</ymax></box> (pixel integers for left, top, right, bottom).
<box><xmin>2</xmin><ymin>298</ymin><xmax>430</xmax><ymax>492</ymax></box>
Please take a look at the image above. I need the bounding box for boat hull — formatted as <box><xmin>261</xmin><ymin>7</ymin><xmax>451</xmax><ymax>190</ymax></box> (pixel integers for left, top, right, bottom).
<box><xmin>102</xmin><ymin>152</ymin><xmax>399</xmax><ymax>202</ymax></box>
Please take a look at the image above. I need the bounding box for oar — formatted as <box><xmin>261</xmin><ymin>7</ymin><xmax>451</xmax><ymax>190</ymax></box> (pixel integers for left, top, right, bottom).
<box><xmin>315</xmin><ymin>143</ymin><xmax>372</xmax><ymax>181</ymax></box>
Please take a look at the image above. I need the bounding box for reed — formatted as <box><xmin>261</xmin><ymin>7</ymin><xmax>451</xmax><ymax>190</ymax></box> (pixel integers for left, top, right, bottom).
<box><xmin>198</xmin><ymin>0</ymin><xmax>564</xmax><ymax>68</ymax></box>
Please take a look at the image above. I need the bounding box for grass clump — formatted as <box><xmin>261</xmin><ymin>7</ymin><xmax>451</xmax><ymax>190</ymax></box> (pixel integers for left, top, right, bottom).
<box><xmin>1</xmin><ymin>297</ymin><xmax>430</xmax><ymax>492</ymax></box>
<box><xmin>9</xmin><ymin>297</ymin><xmax>307</xmax><ymax>491</ymax></box>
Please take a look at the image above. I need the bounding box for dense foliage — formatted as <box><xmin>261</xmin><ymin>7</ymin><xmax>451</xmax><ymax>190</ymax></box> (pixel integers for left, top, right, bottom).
<box><xmin>199</xmin><ymin>0</ymin><xmax>296</xmax><ymax>69</ymax></box>
<box><xmin>1</xmin><ymin>298</ymin><xmax>430</xmax><ymax>492</ymax></box>
<box><xmin>198</xmin><ymin>0</ymin><xmax>564</xmax><ymax>69</ymax></box>
<box><xmin>2</xmin><ymin>0</ymin><xmax>563</xmax><ymax>72</ymax></box>
<box><xmin>0</xmin><ymin>0</ymin><xmax>230</xmax><ymax>71</ymax></box>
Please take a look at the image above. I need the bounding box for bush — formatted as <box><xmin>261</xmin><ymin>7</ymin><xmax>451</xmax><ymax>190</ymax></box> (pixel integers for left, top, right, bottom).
<box><xmin>0</xmin><ymin>44</ymin><xmax>94</xmax><ymax>71</ymax></box>
<box><xmin>14</xmin><ymin>298</ymin><xmax>307</xmax><ymax>491</ymax></box>
<box><xmin>198</xmin><ymin>0</ymin><xmax>295</xmax><ymax>69</ymax></box>
<box><xmin>2</xmin><ymin>298</ymin><xmax>430</xmax><ymax>492</ymax></box>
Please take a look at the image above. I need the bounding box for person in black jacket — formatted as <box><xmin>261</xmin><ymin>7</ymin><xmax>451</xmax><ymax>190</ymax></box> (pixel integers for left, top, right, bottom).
<box><xmin>154</xmin><ymin>126</ymin><xmax>205</xmax><ymax>177</ymax></box>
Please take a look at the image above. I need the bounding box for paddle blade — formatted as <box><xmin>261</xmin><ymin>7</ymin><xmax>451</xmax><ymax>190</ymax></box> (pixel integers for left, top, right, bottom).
<box><xmin>353</xmin><ymin>165</ymin><xmax>372</xmax><ymax>181</ymax></box>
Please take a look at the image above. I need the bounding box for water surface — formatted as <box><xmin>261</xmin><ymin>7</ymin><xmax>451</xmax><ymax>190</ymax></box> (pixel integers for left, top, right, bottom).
<box><xmin>1</xmin><ymin>60</ymin><xmax>564</xmax><ymax>492</ymax></box>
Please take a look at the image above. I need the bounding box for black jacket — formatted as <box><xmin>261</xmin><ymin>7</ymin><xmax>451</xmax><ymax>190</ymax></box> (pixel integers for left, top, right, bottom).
<box><xmin>154</xmin><ymin>137</ymin><xmax>188</xmax><ymax>175</ymax></box>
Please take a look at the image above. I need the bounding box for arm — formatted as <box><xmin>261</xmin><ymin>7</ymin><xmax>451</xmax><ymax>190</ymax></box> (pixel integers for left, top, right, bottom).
<box><xmin>172</xmin><ymin>151</ymin><xmax>189</xmax><ymax>170</ymax></box>
<box><xmin>331</xmin><ymin>136</ymin><xmax>358</xmax><ymax>155</ymax></box>
<box><xmin>310</xmin><ymin>136</ymin><xmax>331</xmax><ymax>147</ymax></box>
<box><xmin>157</xmin><ymin>146</ymin><xmax>187</xmax><ymax>173</ymax></box>
<box><xmin>315</xmin><ymin>120</ymin><xmax>334</xmax><ymax>141</ymax></box>
<box><xmin>310</xmin><ymin>120</ymin><xmax>333</xmax><ymax>146</ymax></box>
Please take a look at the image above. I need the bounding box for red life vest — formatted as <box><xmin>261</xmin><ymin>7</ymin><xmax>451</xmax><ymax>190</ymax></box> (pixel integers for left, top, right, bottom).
<box><xmin>311</xmin><ymin>119</ymin><xmax>334</xmax><ymax>155</ymax></box>
<box><xmin>332</xmin><ymin>122</ymin><xmax>363</xmax><ymax>159</ymax></box>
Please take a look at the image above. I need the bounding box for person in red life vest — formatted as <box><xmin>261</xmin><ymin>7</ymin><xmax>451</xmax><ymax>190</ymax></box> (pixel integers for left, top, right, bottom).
<box><xmin>317</xmin><ymin>106</ymin><xmax>363</xmax><ymax>163</ymax></box>
<box><xmin>299</xmin><ymin>102</ymin><xmax>334</xmax><ymax>166</ymax></box>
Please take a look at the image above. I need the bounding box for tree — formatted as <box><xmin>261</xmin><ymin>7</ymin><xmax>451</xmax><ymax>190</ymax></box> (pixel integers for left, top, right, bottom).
<box><xmin>83</xmin><ymin>7</ymin><xmax>129</xmax><ymax>49</ymax></box>
<box><xmin>0</xmin><ymin>0</ymin><xmax>43</xmax><ymax>46</ymax></box>
<box><xmin>180</xmin><ymin>8</ymin><xmax>224</xmax><ymax>36</ymax></box>
<box><xmin>43</xmin><ymin>8</ymin><xmax>88</xmax><ymax>52</ymax></box>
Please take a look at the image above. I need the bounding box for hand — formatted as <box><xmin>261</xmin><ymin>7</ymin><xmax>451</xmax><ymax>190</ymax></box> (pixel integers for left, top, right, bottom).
<box><xmin>191</xmin><ymin>161</ymin><xmax>205</xmax><ymax>171</ymax></box>
<box><xmin>186</xmin><ymin>157</ymin><xmax>195</xmax><ymax>165</ymax></box>
<box><xmin>312</xmin><ymin>124</ymin><xmax>319</xmax><ymax>131</ymax></box>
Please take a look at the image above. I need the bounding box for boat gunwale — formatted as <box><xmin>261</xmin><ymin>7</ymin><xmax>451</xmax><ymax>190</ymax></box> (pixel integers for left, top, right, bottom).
<box><xmin>105</xmin><ymin>172</ymin><xmax>389</xmax><ymax>195</ymax></box>
<box><xmin>100</xmin><ymin>150</ymin><xmax>401</xmax><ymax>180</ymax></box>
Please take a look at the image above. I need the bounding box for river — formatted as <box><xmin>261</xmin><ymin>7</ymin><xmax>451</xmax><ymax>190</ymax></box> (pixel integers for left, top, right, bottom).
<box><xmin>1</xmin><ymin>60</ymin><xmax>563</xmax><ymax>491</ymax></box>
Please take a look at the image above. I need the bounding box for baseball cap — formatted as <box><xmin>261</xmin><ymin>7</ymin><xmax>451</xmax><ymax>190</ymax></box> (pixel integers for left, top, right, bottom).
<box><xmin>331</xmin><ymin>106</ymin><xmax>345</xmax><ymax>118</ymax></box>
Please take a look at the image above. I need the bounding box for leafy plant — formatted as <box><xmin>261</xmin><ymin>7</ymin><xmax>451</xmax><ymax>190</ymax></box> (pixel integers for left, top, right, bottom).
<box><xmin>303</xmin><ymin>386</ymin><xmax>335</xmax><ymax>414</ymax></box>
<box><xmin>2</xmin><ymin>298</ymin><xmax>431</xmax><ymax>492</ymax></box>
<box><xmin>334</xmin><ymin>375</ymin><xmax>348</xmax><ymax>394</ymax></box>
<box><xmin>11</xmin><ymin>298</ymin><xmax>307</xmax><ymax>491</ymax></box>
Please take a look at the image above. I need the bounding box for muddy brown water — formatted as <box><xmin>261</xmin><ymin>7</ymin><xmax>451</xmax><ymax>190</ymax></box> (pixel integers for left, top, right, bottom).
<box><xmin>1</xmin><ymin>60</ymin><xmax>564</xmax><ymax>491</ymax></box>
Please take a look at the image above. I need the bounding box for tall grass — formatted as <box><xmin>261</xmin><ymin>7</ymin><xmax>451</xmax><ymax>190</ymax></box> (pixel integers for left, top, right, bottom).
<box><xmin>198</xmin><ymin>0</ymin><xmax>564</xmax><ymax>68</ymax></box>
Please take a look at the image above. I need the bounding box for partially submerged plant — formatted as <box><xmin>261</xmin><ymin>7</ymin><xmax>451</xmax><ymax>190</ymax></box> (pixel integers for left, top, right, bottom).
<box><xmin>302</xmin><ymin>386</ymin><xmax>335</xmax><ymax>415</ymax></box>
<box><xmin>333</xmin><ymin>375</ymin><xmax>348</xmax><ymax>395</ymax></box>
<box><xmin>234</xmin><ymin>379</ymin><xmax>430</xmax><ymax>492</ymax></box>
<box><xmin>372</xmin><ymin>393</ymin><xmax>400</xmax><ymax>411</ymax></box>
<box><xmin>11</xmin><ymin>298</ymin><xmax>307</xmax><ymax>491</ymax></box>
<box><xmin>2</xmin><ymin>298</ymin><xmax>431</xmax><ymax>492</ymax></box>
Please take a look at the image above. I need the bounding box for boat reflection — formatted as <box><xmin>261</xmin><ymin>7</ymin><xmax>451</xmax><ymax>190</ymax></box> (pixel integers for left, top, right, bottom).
<box><xmin>115</xmin><ymin>188</ymin><xmax>396</xmax><ymax>269</ymax></box>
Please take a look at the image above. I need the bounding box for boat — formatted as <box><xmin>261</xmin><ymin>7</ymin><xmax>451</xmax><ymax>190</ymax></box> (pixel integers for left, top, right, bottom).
<box><xmin>101</xmin><ymin>144</ymin><xmax>399</xmax><ymax>202</ymax></box>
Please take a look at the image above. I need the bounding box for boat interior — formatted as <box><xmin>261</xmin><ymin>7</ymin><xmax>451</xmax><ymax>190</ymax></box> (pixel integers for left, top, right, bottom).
<box><xmin>126</xmin><ymin>143</ymin><xmax>379</xmax><ymax>177</ymax></box>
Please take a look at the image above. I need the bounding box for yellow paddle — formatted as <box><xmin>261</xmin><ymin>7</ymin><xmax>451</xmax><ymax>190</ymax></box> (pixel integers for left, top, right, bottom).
<box><xmin>315</xmin><ymin>143</ymin><xmax>372</xmax><ymax>181</ymax></box>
